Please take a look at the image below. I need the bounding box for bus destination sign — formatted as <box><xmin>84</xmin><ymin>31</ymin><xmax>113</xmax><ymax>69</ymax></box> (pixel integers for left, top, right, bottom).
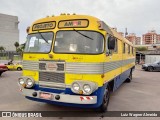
<box><xmin>58</xmin><ymin>20</ymin><xmax>89</xmax><ymax>28</ymax></box>
<box><xmin>32</xmin><ymin>22</ymin><xmax>56</xmax><ymax>31</ymax></box>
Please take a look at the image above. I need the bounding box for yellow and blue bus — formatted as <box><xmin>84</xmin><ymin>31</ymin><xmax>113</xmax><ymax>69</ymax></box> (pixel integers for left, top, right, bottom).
<box><xmin>18</xmin><ymin>14</ymin><xmax>135</xmax><ymax>112</ymax></box>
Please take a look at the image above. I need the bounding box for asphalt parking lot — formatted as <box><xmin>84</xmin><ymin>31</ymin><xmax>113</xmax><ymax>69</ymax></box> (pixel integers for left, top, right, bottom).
<box><xmin>0</xmin><ymin>66</ymin><xmax>160</xmax><ymax>119</ymax></box>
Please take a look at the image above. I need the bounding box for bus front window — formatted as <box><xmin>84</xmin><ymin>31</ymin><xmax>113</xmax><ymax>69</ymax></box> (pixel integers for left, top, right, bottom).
<box><xmin>24</xmin><ymin>32</ymin><xmax>53</xmax><ymax>53</ymax></box>
<box><xmin>54</xmin><ymin>31</ymin><xmax>104</xmax><ymax>54</ymax></box>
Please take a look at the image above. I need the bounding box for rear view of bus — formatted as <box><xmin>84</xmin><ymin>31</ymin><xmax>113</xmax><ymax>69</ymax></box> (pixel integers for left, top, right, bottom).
<box><xmin>18</xmin><ymin>14</ymin><xmax>135</xmax><ymax>112</ymax></box>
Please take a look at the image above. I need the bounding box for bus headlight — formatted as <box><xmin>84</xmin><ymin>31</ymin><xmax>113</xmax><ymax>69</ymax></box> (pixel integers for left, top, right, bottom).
<box><xmin>71</xmin><ymin>82</ymin><xmax>80</xmax><ymax>93</ymax></box>
<box><xmin>26</xmin><ymin>78</ymin><xmax>35</xmax><ymax>88</ymax></box>
<box><xmin>83</xmin><ymin>84</ymin><xmax>91</xmax><ymax>94</ymax></box>
<box><xmin>71</xmin><ymin>81</ymin><xmax>98</xmax><ymax>95</ymax></box>
<box><xmin>18</xmin><ymin>78</ymin><xmax>25</xmax><ymax>85</ymax></box>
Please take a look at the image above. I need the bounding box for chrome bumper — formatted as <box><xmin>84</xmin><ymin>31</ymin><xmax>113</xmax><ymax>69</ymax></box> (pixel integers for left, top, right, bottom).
<box><xmin>20</xmin><ymin>88</ymin><xmax>97</xmax><ymax>104</ymax></box>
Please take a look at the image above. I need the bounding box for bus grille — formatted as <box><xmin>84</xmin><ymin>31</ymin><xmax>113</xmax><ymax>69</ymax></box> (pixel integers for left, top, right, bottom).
<box><xmin>39</xmin><ymin>72</ymin><xmax>65</xmax><ymax>83</ymax></box>
<box><xmin>38</xmin><ymin>60</ymin><xmax>65</xmax><ymax>84</ymax></box>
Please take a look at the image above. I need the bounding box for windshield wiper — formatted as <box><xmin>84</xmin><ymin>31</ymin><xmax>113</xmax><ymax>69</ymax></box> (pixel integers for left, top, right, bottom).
<box><xmin>37</xmin><ymin>31</ymin><xmax>49</xmax><ymax>44</ymax></box>
<box><xmin>73</xmin><ymin>28</ymin><xmax>93</xmax><ymax>40</ymax></box>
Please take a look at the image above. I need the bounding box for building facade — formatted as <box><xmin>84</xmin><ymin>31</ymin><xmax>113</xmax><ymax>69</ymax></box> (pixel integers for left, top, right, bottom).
<box><xmin>126</xmin><ymin>33</ymin><xmax>141</xmax><ymax>45</ymax></box>
<box><xmin>0</xmin><ymin>13</ymin><xmax>19</xmax><ymax>51</ymax></box>
<box><xmin>142</xmin><ymin>30</ymin><xmax>160</xmax><ymax>45</ymax></box>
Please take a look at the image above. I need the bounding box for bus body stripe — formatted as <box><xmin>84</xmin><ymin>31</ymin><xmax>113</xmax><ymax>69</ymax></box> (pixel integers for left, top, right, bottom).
<box><xmin>23</xmin><ymin>58</ymin><xmax>135</xmax><ymax>74</ymax></box>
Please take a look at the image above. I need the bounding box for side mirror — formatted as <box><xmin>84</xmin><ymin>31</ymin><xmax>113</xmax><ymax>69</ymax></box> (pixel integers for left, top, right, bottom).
<box><xmin>108</xmin><ymin>36</ymin><xmax>116</xmax><ymax>50</ymax></box>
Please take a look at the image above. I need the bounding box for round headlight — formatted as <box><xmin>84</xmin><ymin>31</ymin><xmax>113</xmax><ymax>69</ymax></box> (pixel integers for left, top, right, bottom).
<box><xmin>19</xmin><ymin>78</ymin><xmax>25</xmax><ymax>85</ymax></box>
<box><xmin>83</xmin><ymin>84</ymin><xmax>91</xmax><ymax>94</ymax></box>
<box><xmin>72</xmin><ymin>83</ymin><xmax>80</xmax><ymax>92</ymax></box>
<box><xmin>26</xmin><ymin>78</ymin><xmax>34</xmax><ymax>88</ymax></box>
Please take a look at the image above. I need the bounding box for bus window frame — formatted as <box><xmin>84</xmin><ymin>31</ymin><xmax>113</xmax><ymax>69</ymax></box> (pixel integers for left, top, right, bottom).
<box><xmin>53</xmin><ymin>30</ymin><xmax>105</xmax><ymax>55</ymax></box>
<box><xmin>24</xmin><ymin>31</ymin><xmax>54</xmax><ymax>54</ymax></box>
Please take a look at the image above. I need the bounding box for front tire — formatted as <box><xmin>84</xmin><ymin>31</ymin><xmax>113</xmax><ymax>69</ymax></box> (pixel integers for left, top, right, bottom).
<box><xmin>99</xmin><ymin>86</ymin><xmax>110</xmax><ymax>112</ymax></box>
<box><xmin>0</xmin><ymin>72</ymin><xmax>2</xmax><ymax>76</ymax></box>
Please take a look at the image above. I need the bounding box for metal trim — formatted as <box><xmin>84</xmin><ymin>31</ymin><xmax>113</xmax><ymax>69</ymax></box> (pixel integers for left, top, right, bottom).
<box><xmin>39</xmin><ymin>81</ymin><xmax>66</xmax><ymax>90</ymax></box>
<box><xmin>21</xmin><ymin>88</ymin><xmax>97</xmax><ymax>104</ymax></box>
<box><xmin>23</xmin><ymin>58</ymin><xmax>135</xmax><ymax>74</ymax></box>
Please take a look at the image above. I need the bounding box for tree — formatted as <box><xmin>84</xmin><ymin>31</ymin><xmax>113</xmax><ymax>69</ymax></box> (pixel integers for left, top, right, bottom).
<box><xmin>136</xmin><ymin>47</ymin><xmax>148</xmax><ymax>51</ymax></box>
<box><xmin>16</xmin><ymin>43</ymin><xmax>26</xmax><ymax>58</ymax></box>
<box><xmin>14</xmin><ymin>42</ymin><xmax>19</xmax><ymax>51</ymax></box>
<box><xmin>0</xmin><ymin>46</ymin><xmax>5</xmax><ymax>52</ymax></box>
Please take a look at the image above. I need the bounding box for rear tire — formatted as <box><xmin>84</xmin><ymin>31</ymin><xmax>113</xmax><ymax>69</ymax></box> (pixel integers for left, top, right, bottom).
<box><xmin>0</xmin><ymin>72</ymin><xmax>2</xmax><ymax>76</ymax></box>
<box><xmin>99</xmin><ymin>85</ymin><xmax>110</xmax><ymax>113</ymax></box>
<box><xmin>148</xmin><ymin>66</ymin><xmax>153</xmax><ymax>72</ymax></box>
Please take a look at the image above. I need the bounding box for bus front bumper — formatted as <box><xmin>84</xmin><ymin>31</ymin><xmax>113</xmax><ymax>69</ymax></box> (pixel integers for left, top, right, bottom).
<box><xmin>20</xmin><ymin>88</ymin><xmax>97</xmax><ymax>104</ymax></box>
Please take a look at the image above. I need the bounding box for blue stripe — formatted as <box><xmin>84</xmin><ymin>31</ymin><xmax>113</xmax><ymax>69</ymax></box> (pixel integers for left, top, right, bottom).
<box><xmin>113</xmin><ymin>68</ymin><xmax>131</xmax><ymax>91</ymax></box>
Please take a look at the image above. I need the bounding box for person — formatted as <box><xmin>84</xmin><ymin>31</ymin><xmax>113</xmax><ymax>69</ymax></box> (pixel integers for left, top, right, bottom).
<box><xmin>8</xmin><ymin>59</ymin><xmax>13</xmax><ymax>65</ymax></box>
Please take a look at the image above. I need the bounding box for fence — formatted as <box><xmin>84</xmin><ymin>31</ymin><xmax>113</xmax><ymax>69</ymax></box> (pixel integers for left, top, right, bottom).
<box><xmin>0</xmin><ymin>51</ymin><xmax>22</xmax><ymax>61</ymax></box>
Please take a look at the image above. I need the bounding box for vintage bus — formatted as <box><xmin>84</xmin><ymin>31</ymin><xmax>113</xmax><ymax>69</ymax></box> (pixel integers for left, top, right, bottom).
<box><xmin>18</xmin><ymin>14</ymin><xmax>135</xmax><ymax>112</ymax></box>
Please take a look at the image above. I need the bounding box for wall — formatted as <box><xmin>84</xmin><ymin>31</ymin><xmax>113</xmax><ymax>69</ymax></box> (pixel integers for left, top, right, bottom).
<box><xmin>145</xmin><ymin>55</ymin><xmax>160</xmax><ymax>63</ymax></box>
<box><xmin>0</xmin><ymin>13</ymin><xmax>19</xmax><ymax>51</ymax></box>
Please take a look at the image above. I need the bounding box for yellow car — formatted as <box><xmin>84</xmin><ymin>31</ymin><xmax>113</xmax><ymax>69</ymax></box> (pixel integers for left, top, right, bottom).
<box><xmin>6</xmin><ymin>62</ymin><xmax>23</xmax><ymax>71</ymax></box>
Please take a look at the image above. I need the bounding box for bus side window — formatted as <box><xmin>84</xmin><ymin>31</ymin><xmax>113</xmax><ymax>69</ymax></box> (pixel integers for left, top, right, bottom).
<box><xmin>132</xmin><ymin>47</ymin><xmax>134</xmax><ymax>54</ymax></box>
<box><xmin>114</xmin><ymin>39</ymin><xmax>118</xmax><ymax>53</ymax></box>
<box><xmin>123</xmin><ymin>43</ymin><xmax>125</xmax><ymax>53</ymax></box>
<box><xmin>134</xmin><ymin>48</ymin><xmax>136</xmax><ymax>56</ymax></box>
<box><xmin>105</xmin><ymin>35</ymin><xmax>109</xmax><ymax>54</ymax></box>
<box><xmin>128</xmin><ymin>44</ymin><xmax>130</xmax><ymax>54</ymax></box>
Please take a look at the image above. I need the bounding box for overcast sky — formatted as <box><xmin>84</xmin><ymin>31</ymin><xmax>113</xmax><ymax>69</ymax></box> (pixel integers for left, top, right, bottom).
<box><xmin>0</xmin><ymin>0</ymin><xmax>160</xmax><ymax>44</ymax></box>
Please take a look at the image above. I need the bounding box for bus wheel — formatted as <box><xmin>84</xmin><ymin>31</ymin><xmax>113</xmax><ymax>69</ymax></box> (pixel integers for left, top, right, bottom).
<box><xmin>125</xmin><ymin>70</ymin><xmax>132</xmax><ymax>83</ymax></box>
<box><xmin>99</xmin><ymin>86</ymin><xmax>110</xmax><ymax>112</ymax></box>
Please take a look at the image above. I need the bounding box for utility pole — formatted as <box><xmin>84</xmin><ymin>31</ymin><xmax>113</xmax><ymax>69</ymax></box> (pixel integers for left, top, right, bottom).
<box><xmin>125</xmin><ymin>28</ymin><xmax>128</xmax><ymax>38</ymax></box>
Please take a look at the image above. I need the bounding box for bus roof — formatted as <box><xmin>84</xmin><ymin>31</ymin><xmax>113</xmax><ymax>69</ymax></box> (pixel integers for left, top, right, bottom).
<box><xmin>30</xmin><ymin>14</ymin><xmax>133</xmax><ymax>47</ymax></box>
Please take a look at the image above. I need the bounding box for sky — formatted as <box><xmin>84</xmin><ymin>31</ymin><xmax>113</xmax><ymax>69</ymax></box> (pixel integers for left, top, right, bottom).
<box><xmin>0</xmin><ymin>0</ymin><xmax>160</xmax><ymax>44</ymax></box>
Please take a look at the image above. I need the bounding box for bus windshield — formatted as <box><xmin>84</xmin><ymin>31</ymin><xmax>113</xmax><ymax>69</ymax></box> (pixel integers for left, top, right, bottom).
<box><xmin>54</xmin><ymin>31</ymin><xmax>104</xmax><ymax>54</ymax></box>
<box><xmin>24</xmin><ymin>32</ymin><xmax>53</xmax><ymax>53</ymax></box>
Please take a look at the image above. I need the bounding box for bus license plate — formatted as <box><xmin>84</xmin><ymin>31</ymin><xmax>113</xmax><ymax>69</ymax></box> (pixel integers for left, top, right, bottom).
<box><xmin>39</xmin><ymin>92</ymin><xmax>53</xmax><ymax>100</ymax></box>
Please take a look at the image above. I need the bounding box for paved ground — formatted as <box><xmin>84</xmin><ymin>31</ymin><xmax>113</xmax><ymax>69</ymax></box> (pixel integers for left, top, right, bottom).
<box><xmin>0</xmin><ymin>65</ymin><xmax>160</xmax><ymax>119</ymax></box>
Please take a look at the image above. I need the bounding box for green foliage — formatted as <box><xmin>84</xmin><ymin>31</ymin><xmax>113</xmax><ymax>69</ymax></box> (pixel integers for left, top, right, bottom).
<box><xmin>16</xmin><ymin>43</ymin><xmax>25</xmax><ymax>58</ymax></box>
<box><xmin>136</xmin><ymin>47</ymin><xmax>148</xmax><ymax>51</ymax></box>
<box><xmin>14</xmin><ymin>42</ymin><xmax>19</xmax><ymax>51</ymax></box>
<box><xmin>0</xmin><ymin>46</ymin><xmax>5</xmax><ymax>52</ymax></box>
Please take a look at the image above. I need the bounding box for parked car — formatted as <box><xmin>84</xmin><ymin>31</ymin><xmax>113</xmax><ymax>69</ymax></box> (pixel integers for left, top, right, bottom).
<box><xmin>0</xmin><ymin>64</ymin><xmax>8</xmax><ymax>76</ymax></box>
<box><xmin>142</xmin><ymin>61</ymin><xmax>160</xmax><ymax>72</ymax></box>
<box><xmin>6</xmin><ymin>62</ymin><xmax>23</xmax><ymax>71</ymax></box>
